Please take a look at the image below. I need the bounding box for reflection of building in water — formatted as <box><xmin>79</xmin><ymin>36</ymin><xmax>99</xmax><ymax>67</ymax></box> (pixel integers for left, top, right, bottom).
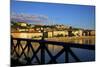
<box><xmin>74</xmin><ymin>39</ymin><xmax>83</xmax><ymax>44</ymax></box>
<box><xmin>47</xmin><ymin>45</ymin><xmax>63</xmax><ymax>55</ymax></box>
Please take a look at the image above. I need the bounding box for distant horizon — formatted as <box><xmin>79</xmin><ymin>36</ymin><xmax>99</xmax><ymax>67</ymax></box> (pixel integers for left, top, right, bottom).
<box><xmin>11</xmin><ymin>1</ymin><xmax>95</xmax><ymax>30</ymax></box>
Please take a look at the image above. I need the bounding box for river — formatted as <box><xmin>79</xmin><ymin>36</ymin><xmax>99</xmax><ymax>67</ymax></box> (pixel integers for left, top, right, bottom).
<box><xmin>11</xmin><ymin>33</ymin><xmax>95</xmax><ymax>65</ymax></box>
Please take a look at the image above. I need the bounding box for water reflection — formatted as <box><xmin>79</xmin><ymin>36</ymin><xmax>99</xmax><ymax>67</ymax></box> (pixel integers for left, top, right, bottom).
<box><xmin>11</xmin><ymin>33</ymin><xmax>95</xmax><ymax>64</ymax></box>
<box><xmin>12</xmin><ymin>40</ymin><xmax>95</xmax><ymax>64</ymax></box>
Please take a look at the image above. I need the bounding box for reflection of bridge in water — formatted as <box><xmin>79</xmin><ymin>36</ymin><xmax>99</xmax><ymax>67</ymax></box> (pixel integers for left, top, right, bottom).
<box><xmin>11</xmin><ymin>38</ymin><xmax>95</xmax><ymax>66</ymax></box>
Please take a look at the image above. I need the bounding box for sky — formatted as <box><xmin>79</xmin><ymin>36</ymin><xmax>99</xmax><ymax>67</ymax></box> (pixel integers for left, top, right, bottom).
<box><xmin>11</xmin><ymin>0</ymin><xmax>95</xmax><ymax>30</ymax></box>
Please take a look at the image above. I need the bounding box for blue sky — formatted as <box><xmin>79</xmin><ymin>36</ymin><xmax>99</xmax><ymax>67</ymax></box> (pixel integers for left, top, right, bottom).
<box><xmin>11</xmin><ymin>1</ymin><xmax>95</xmax><ymax>30</ymax></box>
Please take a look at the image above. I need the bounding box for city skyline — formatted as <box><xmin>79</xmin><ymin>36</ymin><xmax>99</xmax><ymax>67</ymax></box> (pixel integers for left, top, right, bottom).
<box><xmin>11</xmin><ymin>1</ymin><xmax>95</xmax><ymax>30</ymax></box>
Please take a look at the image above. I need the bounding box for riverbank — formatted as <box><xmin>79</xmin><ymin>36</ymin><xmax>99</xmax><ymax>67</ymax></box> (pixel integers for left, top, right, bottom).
<box><xmin>45</xmin><ymin>36</ymin><xmax>95</xmax><ymax>44</ymax></box>
<box><xmin>11</xmin><ymin>32</ymin><xmax>95</xmax><ymax>44</ymax></box>
<box><xmin>45</xmin><ymin>36</ymin><xmax>95</xmax><ymax>40</ymax></box>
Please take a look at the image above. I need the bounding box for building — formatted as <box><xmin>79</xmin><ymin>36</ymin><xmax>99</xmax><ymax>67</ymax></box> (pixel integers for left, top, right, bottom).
<box><xmin>72</xmin><ymin>30</ymin><xmax>83</xmax><ymax>36</ymax></box>
<box><xmin>18</xmin><ymin>28</ymin><xmax>28</xmax><ymax>32</ymax></box>
<box><xmin>44</xmin><ymin>31</ymin><xmax>53</xmax><ymax>38</ymax></box>
<box><xmin>53</xmin><ymin>31</ymin><xmax>68</xmax><ymax>37</ymax></box>
<box><xmin>17</xmin><ymin>22</ymin><xmax>27</xmax><ymax>27</ymax></box>
<box><xmin>90</xmin><ymin>30</ymin><xmax>95</xmax><ymax>36</ymax></box>
<box><xmin>28</xmin><ymin>28</ymin><xmax>35</xmax><ymax>32</ymax></box>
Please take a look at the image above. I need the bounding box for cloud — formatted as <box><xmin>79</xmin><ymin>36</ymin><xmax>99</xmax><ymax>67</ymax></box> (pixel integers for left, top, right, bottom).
<box><xmin>11</xmin><ymin>12</ymin><xmax>49</xmax><ymax>24</ymax></box>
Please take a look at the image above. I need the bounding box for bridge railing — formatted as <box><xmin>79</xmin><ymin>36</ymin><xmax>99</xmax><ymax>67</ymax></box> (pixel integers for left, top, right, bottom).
<box><xmin>11</xmin><ymin>38</ymin><xmax>95</xmax><ymax>66</ymax></box>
